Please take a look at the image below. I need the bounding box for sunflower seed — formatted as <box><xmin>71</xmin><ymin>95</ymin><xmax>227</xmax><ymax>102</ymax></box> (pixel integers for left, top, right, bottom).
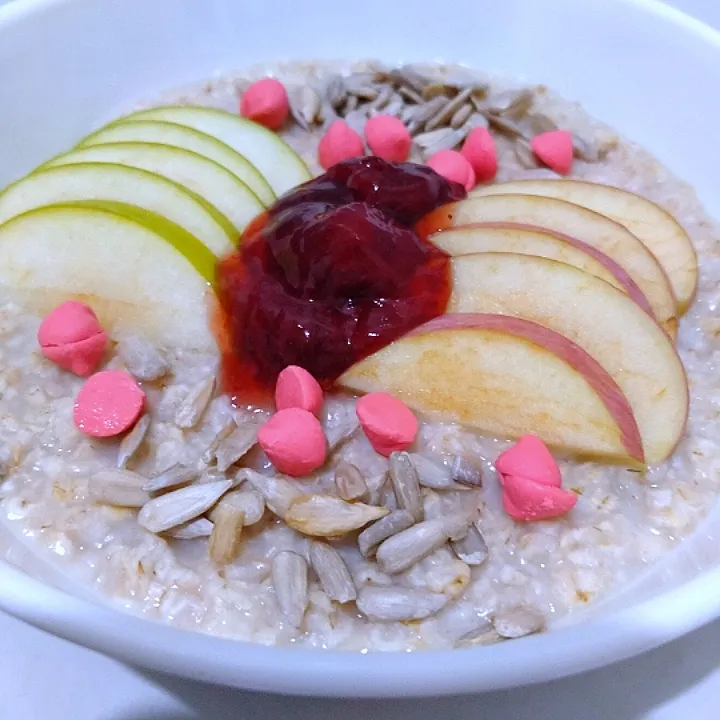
<box><xmin>421</xmin><ymin>82</ymin><xmax>456</xmax><ymax>101</ymax></box>
<box><xmin>436</xmin><ymin>602</ymin><xmax>494</xmax><ymax>644</ymax></box>
<box><xmin>334</xmin><ymin>460</ymin><xmax>368</xmax><ymax>501</ymax></box>
<box><xmin>450</xmin><ymin>455</ymin><xmax>484</xmax><ymax>488</ymax></box>
<box><xmin>490</xmin><ymin>88</ymin><xmax>534</xmax><ymax>119</ymax></box>
<box><xmin>292</xmin><ymin>86</ymin><xmax>322</xmax><ymax>129</ymax></box>
<box><xmin>390</xmin><ymin>66</ymin><xmax>429</xmax><ymax>94</ymax></box>
<box><xmin>210</xmin><ymin>488</ymin><xmax>264</xmax><ymax>526</ymax></box>
<box><xmin>487</xmin><ymin>112</ymin><xmax>527</xmax><ymax>138</ymax></box>
<box><xmin>412</xmin><ymin>95</ymin><xmax>449</xmax><ymax>127</ymax></box>
<box><xmin>326</xmin><ymin>76</ymin><xmax>347</xmax><ymax>110</ymax></box>
<box><xmin>367</xmin><ymin>85</ymin><xmax>393</xmax><ymax>111</ymax></box>
<box><xmin>414</xmin><ymin>127</ymin><xmax>455</xmax><ymax>149</ymax></box>
<box><xmin>201</xmin><ymin>415</ymin><xmax>237</xmax><ymax>465</ymax></box>
<box><xmin>88</xmin><ymin>469</ymin><xmax>150</xmax><ymax>508</ymax></box>
<box><xmin>272</xmin><ymin>551</ymin><xmax>308</xmax><ymax>628</ymax></box>
<box><xmin>344</xmin><ymin>94</ymin><xmax>359</xmax><ymax>114</ymax></box>
<box><xmin>285</xmin><ymin>495</ymin><xmax>389</xmax><ymax>537</ymax></box>
<box><xmin>572</xmin><ymin>134</ymin><xmax>601</xmax><ymax>162</ymax></box>
<box><xmin>422</xmin><ymin>128</ymin><xmax>468</xmax><ymax>157</ymax></box>
<box><xmin>450</xmin><ymin>103</ymin><xmax>473</xmax><ymax>129</ymax></box>
<box><xmin>514</xmin><ymin>138</ymin><xmax>538</xmax><ymax>168</ymax></box>
<box><xmin>174</xmin><ymin>376</ymin><xmax>216</xmax><ymax>429</ymax></box>
<box><xmin>463</xmin><ymin>112</ymin><xmax>490</xmax><ymax>131</ymax></box>
<box><xmin>382</xmin><ymin>94</ymin><xmax>405</xmax><ymax>118</ymax></box>
<box><xmin>309</xmin><ymin>541</ymin><xmax>356</xmax><ymax>603</ymax></box>
<box><xmin>325</xmin><ymin>420</ymin><xmax>360</xmax><ymax>455</ymax></box>
<box><xmin>117</xmin><ymin>336</ymin><xmax>168</xmax><ymax>382</ymax></box>
<box><xmin>409</xmin><ymin>454</ymin><xmax>456</xmax><ymax>490</ymax></box>
<box><xmin>138</xmin><ymin>479</ymin><xmax>232</xmax><ymax>533</ymax></box>
<box><xmin>493</xmin><ymin>606</ymin><xmax>546</xmax><ymax>639</ymax></box>
<box><xmin>166</xmin><ymin>517</ymin><xmax>214</xmax><ymax>539</ymax></box>
<box><xmin>399</xmin><ymin>104</ymin><xmax>418</xmax><ymax>124</ymax></box>
<box><xmin>425</xmin><ymin>88</ymin><xmax>473</xmax><ymax>131</ymax></box>
<box><xmin>208</xmin><ymin>503</ymin><xmax>245</xmax><ymax>564</ymax></box>
<box><xmin>398</xmin><ymin>85</ymin><xmax>423</xmax><ymax>104</ymax></box>
<box><xmin>375</xmin><ymin>517</ymin><xmax>450</xmax><ymax>574</ymax></box>
<box><xmin>215</xmin><ymin>422</ymin><xmax>258</xmax><ymax>472</ymax></box>
<box><xmin>348</xmin><ymin>85</ymin><xmax>379</xmax><ymax>102</ymax></box>
<box><xmin>529</xmin><ymin>112</ymin><xmax>557</xmax><ymax>135</ymax></box>
<box><xmin>451</xmin><ymin>523</ymin><xmax>488</xmax><ymax>566</ymax></box>
<box><xmin>389</xmin><ymin>452</ymin><xmax>423</xmax><ymax>522</ymax></box>
<box><xmin>116</xmin><ymin>414</ymin><xmax>150</xmax><ymax>469</ymax></box>
<box><xmin>242</xmin><ymin>469</ymin><xmax>300</xmax><ymax>519</ymax></box>
<box><xmin>142</xmin><ymin>463</ymin><xmax>199</xmax><ymax>493</ymax></box>
<box><xmin>365</xmin><ymin>471</ymin><xmax>389</xmax><ymax>506</ymax></box>
<box><xmin>456</xmin><ymin>626</ymin><xmax>503</xmax><ymax>647</ymax></box>
<box><xmin>356</xmin><ymin>586</ymin><xmax>447</xmax><ymax>622</ymax></box>
<box><xmin>357</xmin><ymin>509</ymin><xmax>415</xmax><ymax>558</ymax></box>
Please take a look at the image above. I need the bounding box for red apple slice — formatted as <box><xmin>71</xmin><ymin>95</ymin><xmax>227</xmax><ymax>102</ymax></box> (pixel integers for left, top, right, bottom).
<box><xmin>472</xmin><ymin>179</ymin><xmax>697</xmax><ymax>312</ymax></box>
<box><xmin>341</xmin><ymin>313</ymin><xmax>643</xmax><ymax>464</ymax></box>
<box><xmin>431</xmin><ymin>222</ymin><xmax>652</xmax><ymax>315</ymax></box>
<box><xmin>448</xmin><ymin>252</ymin><xmax>688</xmax><ymax>464</ymax></box>
<box><xmin>417</xmin><ymin>194</ymin><xmax>678</xmax><ymax>339</ymax></box>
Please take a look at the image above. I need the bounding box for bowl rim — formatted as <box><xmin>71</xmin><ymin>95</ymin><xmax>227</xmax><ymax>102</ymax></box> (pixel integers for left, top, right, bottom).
<box><xmin>2</xmin><ymin>0</ymin><xmax>720</xmax><ymax>697</ymax></box>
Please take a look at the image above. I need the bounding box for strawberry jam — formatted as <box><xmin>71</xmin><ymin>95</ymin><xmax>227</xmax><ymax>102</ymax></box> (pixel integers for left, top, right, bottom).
<box><xmin>215</xmin><ymin>156</ymin><xmax>466</xmax><ymax>405</ymax></box>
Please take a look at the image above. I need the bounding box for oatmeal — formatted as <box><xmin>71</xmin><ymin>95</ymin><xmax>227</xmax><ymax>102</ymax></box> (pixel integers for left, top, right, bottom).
<box><xmin>0</xmin><ymin>61</ymin><xmax>715</xmax><ymax>652</ymax></box>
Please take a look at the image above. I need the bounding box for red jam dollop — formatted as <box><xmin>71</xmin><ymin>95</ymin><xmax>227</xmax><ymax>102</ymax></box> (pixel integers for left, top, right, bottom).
<box><xmin>215</xmin><ymin>156</ymin><xmax>466</xmax><ymax>405</ymax></box>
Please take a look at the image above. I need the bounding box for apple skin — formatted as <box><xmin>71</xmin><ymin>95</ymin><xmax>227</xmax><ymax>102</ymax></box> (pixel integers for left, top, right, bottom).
<box><xmin>431</xmin><ymin>221</ymin><xmax>653</xmax><ymax>317</ymax></box>
<box><xmin>471</xmin><ymin>178</ymin><xmax>698</xmax><ymax>313</ymax></box>
<box><xmin>342</xmin><ymin>312</ymin><xmax>645</xmax><ymax>465</ymax></box>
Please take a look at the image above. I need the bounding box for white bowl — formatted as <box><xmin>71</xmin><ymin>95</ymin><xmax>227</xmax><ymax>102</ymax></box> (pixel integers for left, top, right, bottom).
<box><xmin>2</xmin><ymin>0</ymin><xmax>720</xmax><ymax>697</ymax></box>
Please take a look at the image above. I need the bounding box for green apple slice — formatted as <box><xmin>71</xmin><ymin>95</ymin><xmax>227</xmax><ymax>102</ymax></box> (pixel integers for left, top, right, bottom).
<box><xmin>0</xmin><ymin>163</ymin><xmax>234</xmax><ymax>256</ymax></box>
<box><xmin>119</xmin><ymin>105</ymin><xmax>311</xmax><ymax>196</ymax></box>
<box><xmin>79</xmin><ymin>120</ymin><xmax>275</xmax><ymax>207</ymax></box>
<box><xmin>44</xmin><ymin>142</ymin><xmax>264</xmax><ymax>235</ymax></box>
<box><xmin>0</xmin><ymin>204</ymin><xmax>216</xmax><ymax>351</ymax></box>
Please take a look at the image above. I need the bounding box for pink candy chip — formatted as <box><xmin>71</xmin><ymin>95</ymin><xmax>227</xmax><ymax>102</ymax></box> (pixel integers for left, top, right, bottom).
<box><xmin>275</xmin><ymin>365</ymin><xmax>324</xmax><ymax>416</ymax></box>
<box><xmin>240</xmin><ymin>77</ymin><xmax>290</xmax><ymax>130</ymax></box>
<box><xmin>74</xmin><ymin>370</ymin><xmax>145</xmax><ymax>438</ymax></box>
<box><xmin>38</xmin><ymin>301</ymin><xmax>107</xmax><ymax>376</ymax></box>
<box><xmin>426</xmin><ymin>150</ymin><xmax>476</xmax><ymax>191</ymax></box>
<box><xmin>356</xmin><ymin>392</ymin><xmax>418</xmax><ymax>457</ymax></box>
<box><xmin>365</xmin><ymin>115</ymin><xmax>412</xmax><ymax>162</ymax></box>
<box><xmin>495</xmin><ymin>435</ymin><xmax>576</xmax><ymax>521</ymax></box>
<box><xmin>318</xmin><ymin>121</ymin><xmax>365</xmax><ymax>169</ymax></box>
<box><xmin>461</xmin><ymin>127</ymin><xmax>498</xmax><ymax>183</ymax></box>
<box><xmin>258</xmin><ymin>408</ymin><xmax>327</xmax><ymax>477</ymax></box>
<box><xmin>530</xmin><ymin>130</ymin><xmax>574</xmax><ymax>175</ymax></box>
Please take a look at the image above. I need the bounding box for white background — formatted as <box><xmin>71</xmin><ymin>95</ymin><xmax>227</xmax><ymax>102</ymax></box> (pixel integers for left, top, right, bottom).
<box><xmin>2</xmin><ymin>1</ymin><xmax>720</xmax><ymax>718</ymax></box>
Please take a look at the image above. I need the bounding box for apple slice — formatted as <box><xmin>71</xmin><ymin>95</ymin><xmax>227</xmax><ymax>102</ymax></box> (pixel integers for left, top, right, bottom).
<box><xmin>117</xmin><ymin>105</ymin><xmax>311</xmax><ymax>196</ymax></box>
<box><xmin>418</xmin><ymin>194</ymin><xmax>678</xmax><ymax>338</ymax></box>
<box><xmin>0</xmin><ymin>204</ymin><xmax>215</xmax><ymax>350</ymax></box>
<box><xmin>341</xmin><ymin>313</ymin><xmax>643</xmax><ymax>463</ymax></box>
<box><xmin>431</xmin><ymin>223</ymin><xmax>651</xmax><ymax>312</ymax></box>
<box><xmin>44</xmin><ymin>142</ymin><xmax>264</xmax><ymax>235</ymax></box>
<box><xmin>79</xmin><ymin>120</ymin><xmax>275</xmax><ymax>207</ymax></box>
<box><xmin>447</xmin><ymin>252</ymin><xmax>688</xmax><ymax>464</ymax></box>
<box><xmin>0</xmin><ymin>163</ymin><xmax>234</xmax><ymax>256</ymax></box>
<box><xmin>472</xmin><ymin>179</ymin><xmax>697</xmax><ymax>312</ymax></box>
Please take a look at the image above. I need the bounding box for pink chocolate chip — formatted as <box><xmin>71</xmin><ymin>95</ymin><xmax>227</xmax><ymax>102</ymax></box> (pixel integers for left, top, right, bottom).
<box><xmin>495</xmin><ymin>434</ymin><xmax>561</xmax><ymax>488</ymax></box>
<box><xmin>356</xmin><ymin>392</ymin><xmax>418</xmax><ymax>457</ymax></box>
<box><xmin>275</xmin><ymin>365</ymin><xmax>324</xmax><ymax>416</ymax></box>
<box><xmin>426</xmin><ymin>150</ymin><xmax>476</xmax><ymax>191</ymax></box>
<box><xmin>74</xmin><ymin>370</ymin><xmax>145</xmax><ymax>438</ymax></box>
<box><xmin>365</xmin><ymin>115</ymin><xmax>412</xmax><ymax>162</ymax></box>
<box><xmin>38</xmin><ymin>301</ymin><xmax>107</xmax><ymax>376</ymax></box>
<box><xmin>258</xmin><ymin>407</ymin><xmax>327</xmax><ymax>477</ymax></box>
<box><xmin>461</xmin><ymin>127</ymin><xmax>498</xmax><ymax>183</ymax></box>
<box><xmin>530</xmin><ymin>130</ymin><xmax>574</xmax><ymax>175</ymax></box>
<box><xmin>501</xmin><ymin>475</ymin><xmax>577</xmax><ymax>522</ymax></box>
<box><xmin>240</xmin><ymin>77</ymin><xmax>290</xmax><ymax>130</ymax></box>
<box><xmin>318</xmin><ymin>121</ymin><xmax>365</xmax><ymax>170</ymax></box>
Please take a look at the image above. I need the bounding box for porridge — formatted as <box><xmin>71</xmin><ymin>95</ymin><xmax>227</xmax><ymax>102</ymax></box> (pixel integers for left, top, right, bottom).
<box><xmin>0</xmin><ymin>61</ymin><xmax>714</xmax><ymax>651</ymax></box>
